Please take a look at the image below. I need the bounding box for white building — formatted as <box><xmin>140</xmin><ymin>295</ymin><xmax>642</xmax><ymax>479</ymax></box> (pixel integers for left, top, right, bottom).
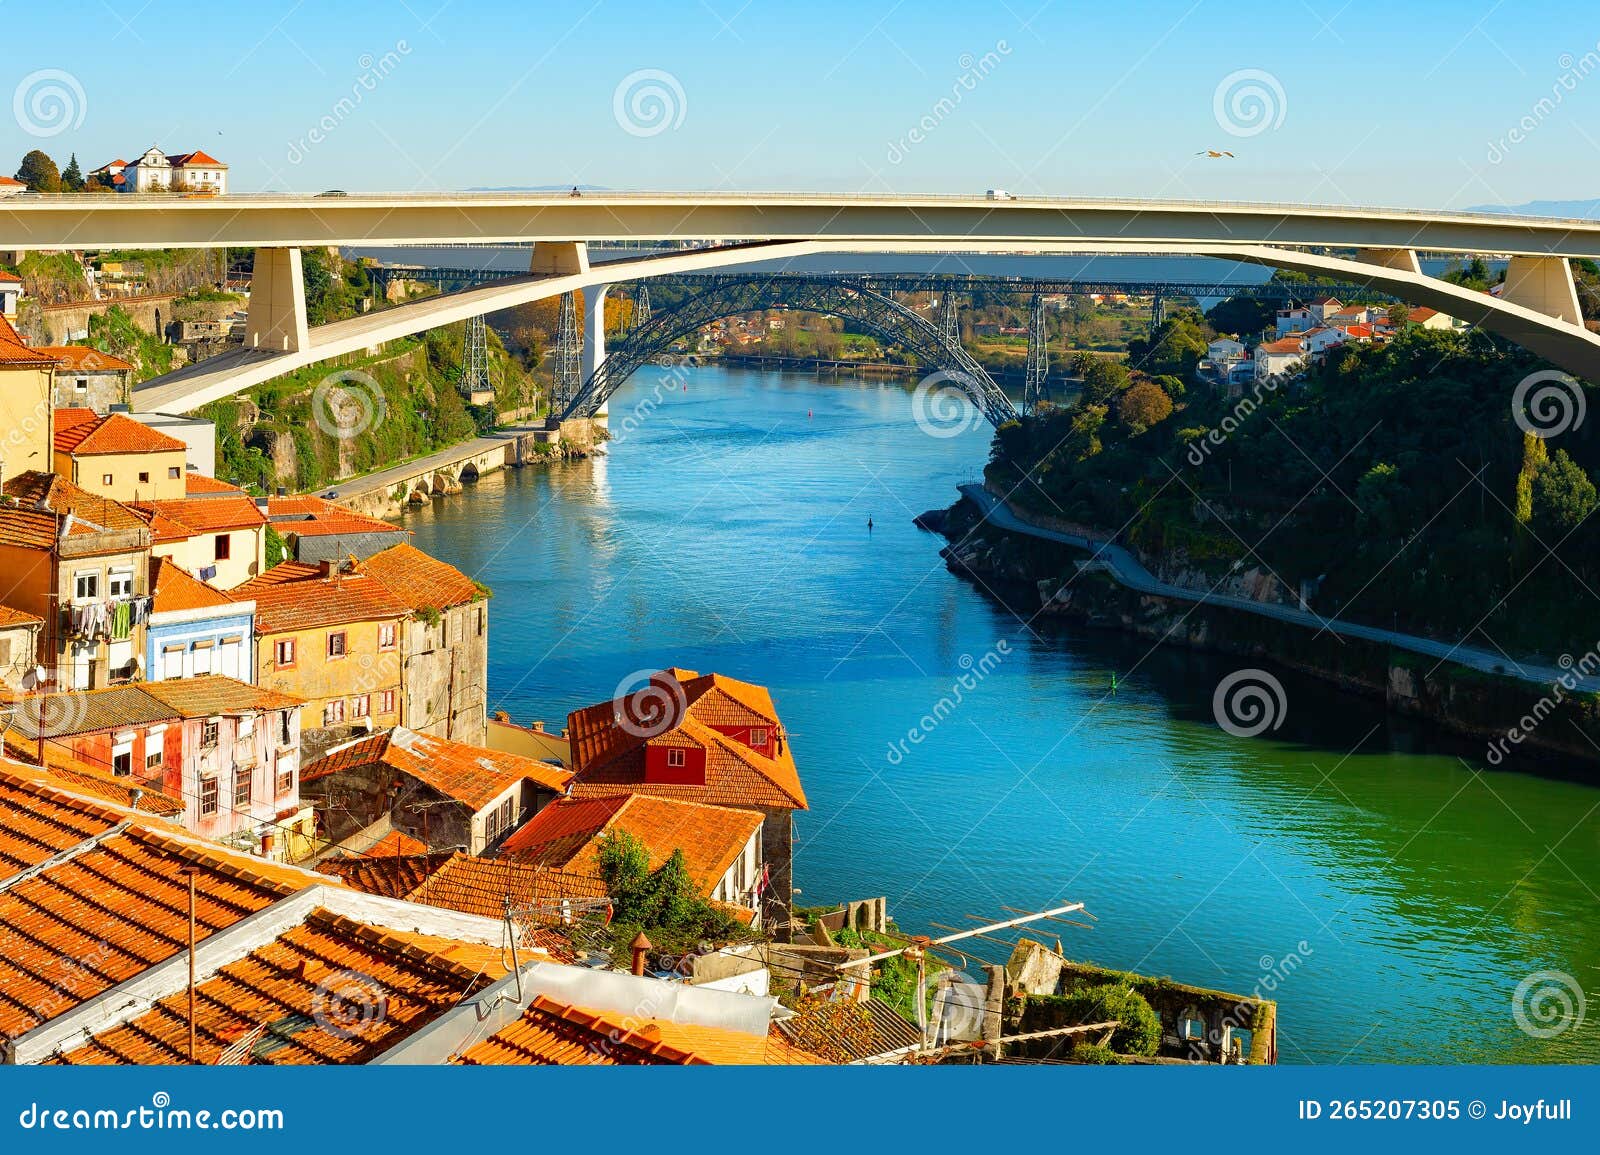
<box><xmin>1255</xmin><ymin>337</ymin><xmax>1309</xmax><ymax>380</ymax></box>
<box><xmin>115</xmin><ymin>147</ymin><xmax>228</xmax><ymax>194</ymax></box>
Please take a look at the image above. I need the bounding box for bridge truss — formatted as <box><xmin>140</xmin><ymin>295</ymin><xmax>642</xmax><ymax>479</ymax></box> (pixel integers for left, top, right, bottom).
<box><xmin>560</xmin><ymin>274</ymin><xmax>1020</xmax><ymax>427</ymax></box>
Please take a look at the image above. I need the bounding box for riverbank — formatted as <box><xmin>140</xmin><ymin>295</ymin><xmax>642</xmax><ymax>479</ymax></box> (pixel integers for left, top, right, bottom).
<box><xmin>927</xmin><ymin>487</ymin><xmax>1600</xmax><ymax>778</ymax></box>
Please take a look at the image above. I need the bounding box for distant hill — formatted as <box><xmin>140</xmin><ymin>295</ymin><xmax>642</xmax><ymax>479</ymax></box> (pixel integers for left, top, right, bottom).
<box><xmin>1468</xmin><ymin>197</ymin><xmax>1600</xmax><ymax>218</ymax></box>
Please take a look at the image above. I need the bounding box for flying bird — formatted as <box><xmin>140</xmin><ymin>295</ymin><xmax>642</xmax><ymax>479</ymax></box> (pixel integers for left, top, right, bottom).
<box><xmin>1196</xmin><ymin>150</ymin><xmax>1235</xmax><ymax>158</ymax></box>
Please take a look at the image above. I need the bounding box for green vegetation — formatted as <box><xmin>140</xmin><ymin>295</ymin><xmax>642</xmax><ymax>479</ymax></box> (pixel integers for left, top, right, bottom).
<box><xmin>82</xmin><ymin>305</ymin><xmax>173</xmax><ymax>380</ymax></box>
<box><xmin>988</xmin><ymin>314</ymin><xmax>1600</xmax><ymax>655</ymax></box>
<box><xmin>1023</xmin><ymin>983</ymin><xmax>1162</xmax><ymax>1057</ymax></box>
<box><xmin>13</xmin><ymin>149</ymin><xmax>60</xmax><ymax>192</ymax></box>
<box><xmin>596</xmin><ymin>829</ymin><xmax>749</xmax><ymax>958</ymax></box>
<box><xmin>832</xmin><ymin>926</ymin><xmax>925</xmax><ymax>1024</ymax></box>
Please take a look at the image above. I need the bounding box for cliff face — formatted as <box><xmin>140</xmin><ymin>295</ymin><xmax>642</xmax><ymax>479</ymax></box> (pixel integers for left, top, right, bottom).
<box><xmin>930</xmin><ymin>496</ymin><xmax>1600</xmax><ymax>777</ymax></box>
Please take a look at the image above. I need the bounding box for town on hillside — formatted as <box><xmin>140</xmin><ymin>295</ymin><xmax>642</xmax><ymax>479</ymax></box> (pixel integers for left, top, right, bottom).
<box><xmin>0</xmin><ymin>284</ymin><xmax>1276</xmax><ymax>1066</ymax></box>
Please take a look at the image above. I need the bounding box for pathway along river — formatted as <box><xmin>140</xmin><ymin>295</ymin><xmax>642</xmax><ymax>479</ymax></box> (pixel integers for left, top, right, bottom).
<box><xmin>402</xmin><ymin>365</ymin><xmax>1599</xmax><ymax>1064</ymax></box>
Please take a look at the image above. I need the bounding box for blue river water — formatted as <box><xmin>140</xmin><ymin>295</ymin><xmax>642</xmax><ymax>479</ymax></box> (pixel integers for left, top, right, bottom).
<box><xmin>400</xmin><ymin>364</ymin><xmax>1600</xmax><ymax>1065</ymax></box>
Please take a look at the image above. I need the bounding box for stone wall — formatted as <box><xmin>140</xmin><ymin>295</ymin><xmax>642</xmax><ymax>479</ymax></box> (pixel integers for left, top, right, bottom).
<box><xmin>400</xmin><ymin>599</ymin><xmax>490</xmax><ymax>747</ymax></box>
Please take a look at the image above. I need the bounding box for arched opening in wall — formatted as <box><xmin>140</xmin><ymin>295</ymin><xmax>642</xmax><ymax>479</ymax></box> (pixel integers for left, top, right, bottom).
<box><xmin>408</xmin><ymin>484</ymin><xmax>431</xmax><ymax>506</ymax></box>
<box><xmin>431</xmin><ymin>472</ymin><xmax>451</xmax><ymax>495</ymax></box>
<box><xmin>460</xmin><ymin>462</ymin><xmax>480</xmax><ymax>483</ymax></box>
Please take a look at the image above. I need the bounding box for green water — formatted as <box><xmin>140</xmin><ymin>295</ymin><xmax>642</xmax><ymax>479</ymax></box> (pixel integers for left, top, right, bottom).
<box><xmin>402</xmin><ymin>365</ymin><xmax>1600</xmax><ymax>1064</ymax></box>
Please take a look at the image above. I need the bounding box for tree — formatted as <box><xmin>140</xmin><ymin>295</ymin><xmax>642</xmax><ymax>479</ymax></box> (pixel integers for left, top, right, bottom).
<box><xmin>1079</xmin><ymin>358</ymin><xmax>1130</xmax><ymax>405</ymax></box>
<box><xmin>14</xmin><ymin>150</ymin><xmax>60</xmax><ymax>193</ymax></box>
<box><xmin>1116</xmin><ymin>379</ymin><xmax>1174</xmax><ymax>434</ymax></box>
<box><xmin>1531</xmin><ymin>449</ymin><xmax>1598</xmax><ymax>539</ymax></box>
<box><xmin>60</xmin><ymin>153</ymin><xmax>83</xmax><ymax>192</ymax></box>
<box><xmin>1386</xmin><ymin>301</ymin><xmax>1412</xmax><ymax>330</ymax></box>
<box><xmin>1206</xmin><ymin>292</ymin><xmax>1276</xmax><ymax>338</ymax></box>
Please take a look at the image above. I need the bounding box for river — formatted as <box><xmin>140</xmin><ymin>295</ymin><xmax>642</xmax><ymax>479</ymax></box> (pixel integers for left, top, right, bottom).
<box><xmin>399</xmin><ymin>364</ymin><xmax>1599</xmax><ymax>1065</ymax></box>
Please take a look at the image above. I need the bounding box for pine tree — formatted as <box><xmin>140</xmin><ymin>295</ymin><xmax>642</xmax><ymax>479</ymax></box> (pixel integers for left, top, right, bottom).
<box><xmin>60</xmin><ymin>153</ymin><xmax>83</xmax><ymax>192</ymax></box>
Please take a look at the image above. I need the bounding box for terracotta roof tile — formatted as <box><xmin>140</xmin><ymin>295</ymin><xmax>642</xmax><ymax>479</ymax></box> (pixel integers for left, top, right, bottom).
<box><xmin>140</xmin><ymin>675</ymin><xmax>303</xmax><ymax>717</ymax></box>
<box><xmin>49</xmin><ymin>910</ymin><xmax>503</xmax><ymax>1065</ymax></box>
<box><xmin>3</xmin><ymin>471</ymin><xmax>151</xmax><ymax>535</ymax></box>
<box><xmin>362</xmin><ymin>542</ymin><xmax>481</xmax><ymax>611</ymax></box>
<box><xmin>184</xmin><ymin>473</ymin><xmax>242</xmax><ymax>495</ymax></box>
<box><xmin>54</xmin><ymin>412</ymin><xmax>186</xmax><ymax>456</ymax></box>
<box><xmin>567</xmin><ymin>669</ymin><xmax>806</xmax><ymax>810</ymax></box>
<box><xmin>452</xmin><ymin>996</ymin><xmax>821</xmax><ymax>1065</ymax></box>
<box><xmin>301</xmin><ymin>726</ymin><xmax>571</xmax><ymax>810</ymax></box>
<box><xmin>317</xmin><ymin>851</ymin><xmax>453</xmax><ymax>898</ymax></box>
<box><xmin>3</xmin><ymin>742</ymin><xmax>186</xmax><ymax>818</ymax></box>
<box><xmin>234</xmin><ymin>562</ymin><xmax>408</xmax><ymax>634</ymax></box>
<box><xmin>5</xmin><ymin>685</ymin><xmax>181</xmax><ymax>740</ymax></box>
<box><xmin>36</xmin><ymin>346</ymin><xmax>134</xmax><ymax>373</ymax></box>
<box><xmin>0</xmin><ymin>764</ymin><xmax>319</xmax><ymax>1041</ymax></box>
<box><xmin>131</xmin><ymin>494</ymin><xmax>265</xmax><ymax>534</ymax></box>
<box><xmin>403</xmin><ymin>852</ymin><xmax>608</xmax><ymax>920</ymax></box>
<box><xmin>0</xmin><ymin>604</ymin><xmax>43</xmax><ymax>628</ymax></box>
<box><xmin>148</xmin><ymin>557</ymin><xmax>239</xmax><ymax>614</ymax></box>
<box><xmin>501</xmin><ymin>794</ymin><xmax>761</xmax><ymax>896</ymax></box>
<box><xmin>0</xmin><ymin>315</ymin><xmax>57</xmax><ymax>366</ymax></box>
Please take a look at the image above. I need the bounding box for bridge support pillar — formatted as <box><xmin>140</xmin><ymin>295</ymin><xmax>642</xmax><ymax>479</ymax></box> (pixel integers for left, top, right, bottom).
<box><xmin>1502</xmin><ymin>256</ymin><xmax>1583</xmax><ymax>325</ymax></box>
<box><xmin>529</xmin><ymin>240</ymin><xmax>591</xmax><ymax>277</ymax></box>
<box><xmin>1357</xmin><ymin>247</ymin><xmax>1422</xmax><ymax>275</ymax></box>
<box><xmin>245</xmin><ymin>247</ymin><xmax>309</xmax><ymax>353</ymax></box>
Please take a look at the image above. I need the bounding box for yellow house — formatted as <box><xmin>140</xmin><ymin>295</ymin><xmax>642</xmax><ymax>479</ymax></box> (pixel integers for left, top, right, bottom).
<box><xmin>235</xmin><ymin>559</ymin><xmax>409</xmax><ymax>760</ymax></box>
<box><xmin>53</xmin><ymin>408</ymin><xmax>188</xmax><ymax>503</ymax></box>
<box><xmin>132</xmin><ymin>475</ymin><xmax>267</xmax><ymax>590</ymax></box>
<box><xmin>0</xmin><ymin>316</ymin><xmax>56</xmax><ymax>481</ymax></box>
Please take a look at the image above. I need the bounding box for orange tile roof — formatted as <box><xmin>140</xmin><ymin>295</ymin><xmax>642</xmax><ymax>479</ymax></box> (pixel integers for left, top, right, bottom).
<box><xmin>234</xmin><ymin>562</ymin><xmax>409</xmax><ymax>634</ymax></box>
<box><xmin>501</xmin><ymin>794</ymin><xmax>761</xmax><ymax>896</ymax></box>
<box><xmin>567</xmin><ymin>669</ymin><xmax>807</xmax><ymax>810</ymax></box>
<box><xmin>148</xmin><ymin>556</ymin><xmax>239</xmax><ymax>614</ymax></box>
<box><xmin>0</xmin><ymin>763</ymin><xmax>321</xmax><ymax>1042</ymax></box>
<box><xmin>0</xmin><ymin>604</ymin><xmax>43</xmax><ymax>628</ymax></box>
<box><xmin>0</xmin><ymin>315</ymin><xmax>57</xmax><ymax>366</ymax></box>
<box><xmin>54</xmin><ymin>412</ymin><xmax>186</xmax><ymax>456</ymax></box>
<box><xmin>131</xmin><ymin>494</ymin><xmax>265</xmax><ymax>534</ymax></box>
<box><xmin>362</xmin><ymin>542</ymin><xmax>481</xmax><ymax>611</ymax></box>
<box><xmin>185</xmin><ymin>473</ymin><xmax>242</xmax><ymax>495</ymax></box>
<box><xmin>266</xmin><ymin>494</ymin><xmax>401</xmax><ymax>538</ymax></box>
<box><xmin>0</xmin><ymin>506</ymin><xmax>61</xmax><ymax>550</ymax></box>
<box><xmin>452</xmin><ymin>996</ymin><xmax>822</xmax><ymax>1065</ymax></box>
<box><xmin>140</xmin><ymin>675</ymin><xmax>303</xmax><ymax>717</ymax></box>
<box><xmin>168</xmin><ymin>150</ymin><xmax>226</xmax><ymax>167</ymax></box>
<box><xmin>404</xmin><ymin>852</ymin><xmax>608</xmax><ymax>919</ymax></box>
<box><xmin>1</xmin><ymin>741</ymin><xmax>185</xmax><ymax>817</ymax></box>
<box><xmin>317</xmin><ymin>851</ymin><xmax>453</xmax><ymax>898</ymax></box>
<box><xmin>35</xmin><ymin>346</ymin><xmax>134</xmax><ymax>373</ymax></box>
<box><xmin>366</xmin><ymin>827</ymin><xmax>430</xmax><ymax>857</ymax></box>
<box><xmin>49</xmin><ymin>910</ymin><xmax>503</xmax><ymax>1065</ymax></box>
<box><xmin>3</xmin><ymin>471</ymin><xmax>150</xmax><ymax>535</ymax></box>
<box><xmin>301</xmin><ymin>726</ymin><xmax>571</xmax><ymax>810</ymax></box>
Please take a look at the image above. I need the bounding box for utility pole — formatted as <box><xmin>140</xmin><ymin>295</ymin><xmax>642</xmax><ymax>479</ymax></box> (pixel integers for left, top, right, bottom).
<box><xmin>181</xmin><ymin>865</ymin><xmax>200</xmax><ymax>1064</ymax></box>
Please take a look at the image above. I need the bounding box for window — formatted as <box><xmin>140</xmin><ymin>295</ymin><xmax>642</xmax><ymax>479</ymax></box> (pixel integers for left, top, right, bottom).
<box><xmin>199</xmin><ymin>776</ymin><xmax>218</xmax><ymax>816</ymax></box>
<box><xmin>0</xmin><ymin>638</ymin><xmax>11</xmax><ymax>666</ymax></box>
<box><xmin>327</xmin><ymin>631</ymin><xmax>347</xmax><ymax>659</ymax></box>
<box><xmin>146</xmin><ymin>747</ymin><xmax>162</xmax><ymax>772</ymax></box>
<box><xmin>499</xmin><ymin>796</ymin><xmax>513</xmax><ymax>833</ymax></box>
<box><xmin>168</xmin><ymin>466</ymin><xmax>181</xmax><ymax>479</ymax></box>
<box><xmin>351</xmin><ymin>694</ymin><xmax>370</xmax><ymax>719</ymax></box>
<box><xmin>324</xmin><ymin>699</ymin><xmax>345</xmax><ymax>726</ymax></box>
<box><xmin>377</xmin><ymin>690</ymin><xmax>394</xmax><ymax>714</ymax></box>
<box><xmin>74</xmin><ymin>377</ymin><xmax>87</xmax><ymax>392</ymax></box>
<box><xmin>276</xmin><ymin>762</ymin><xmax>294</xmax><ymax>796</ymax></box>
<box><xmin>234</xmin><ymin>770</ymin><xmax>251</xmax><ymax>809</ymax></box>
<box><xmin>1179</xmin><ymin>1015</ymin><xmax>1207</xmax><ymax>1042</ymax></box>
<box><xmin>476</xmin><ymin>607</ymin><xmax>485</xmax><ymax>637</ymax></box>
<box><xmin>191</xmin><ymin>643</ymin><xmax>213</xmax><ymax>676</ymax></box>
<box><xmin>214</xmin><ymin>534</ymin><xmax>231</xmax><ymax>561</ymax></box>
<box><xmin>274</xmin><ymin>638</ymin><xmax>296</xmax><ymax>667</ymax></box>
<box><xmin>102</xmin><ymin>473</ymin><xmax>113</xmax><ymax>486</ymax></box>
<box><xmin>279</xmin><ymin>711</ymin><xmax>293</xmax><ymax>747</ymax></box>
<box><xmin>138</xmin><ymin>472</ymin><xmax>150</xmax><ymax>484</ymax></box>
<box><xmin>377</xmin><ymin>623</ymin><xmax>396</xmax><ymax>651</ymax></box>
<box><xmin>666</xmin><ymin>747</ymin><xmax>686</xmax><ymax>768</ymax></box>
<box><xmin>201</xmin><ymin>719</ymin><xmax>219</xmax><ymax>748</ymax></box>
<box><xmin>112</xmin><ymin>748</ymin><xmax>132</xmax><ymax>777</ymax></box>
<box><xmin>74</xmin><ymin>571</ymin><xmax>99</xmax><ymax>600</ymax></box>
<box><xmin>750</xmin><ymin>727</ymin><xmax>768</xmax><ymax>747</ymax></box>
<box><xmin>108</xmin><ymin>569</ymin><xmax>134</xmax><ymax>598</ymax></box>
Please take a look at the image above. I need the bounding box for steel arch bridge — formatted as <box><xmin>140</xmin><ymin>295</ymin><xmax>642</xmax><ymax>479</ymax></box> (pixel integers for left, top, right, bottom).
<box><xmin>560</xmin><ymin>274</ymin><xmax>1020</xmax><ymax>427</ymax></box>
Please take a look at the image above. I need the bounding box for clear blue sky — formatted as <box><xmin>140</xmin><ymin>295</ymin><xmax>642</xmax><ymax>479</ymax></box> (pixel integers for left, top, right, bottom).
<box><xmin>4</xmin><ymin>0</ymin><xmax>1597</xmax><ymax>208</ymax></box>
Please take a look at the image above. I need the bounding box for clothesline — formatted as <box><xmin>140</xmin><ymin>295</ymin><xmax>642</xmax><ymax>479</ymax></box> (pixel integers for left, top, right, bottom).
<box><xmin>60</xmin><ymin>595</ymin><xmax>153</xmax><ymax>642</ymax></box>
